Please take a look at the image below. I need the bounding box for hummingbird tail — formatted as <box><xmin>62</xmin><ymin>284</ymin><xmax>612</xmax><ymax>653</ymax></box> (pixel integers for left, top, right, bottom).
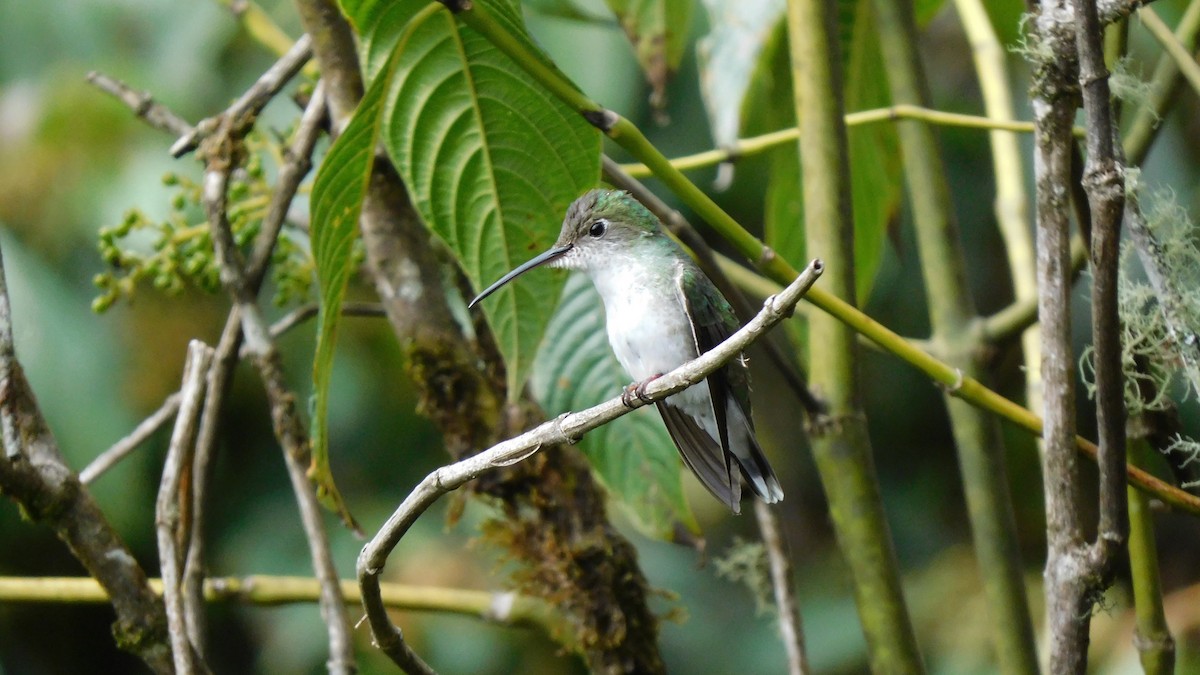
<box><xmin>725</xmin><ymin>400</ymin><xmax>784</xmax><ymax>504</ymax></box>
<box><xmin>657</xmin><ymin>402</ymin><xmax>743</xmax><ymax>513</ymax></box>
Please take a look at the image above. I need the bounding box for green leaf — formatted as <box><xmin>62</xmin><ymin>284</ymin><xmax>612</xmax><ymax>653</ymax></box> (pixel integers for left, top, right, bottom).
<box><xmin>603</xmin><ymin>0</ymin><xmax>695</xmax><ymax>105</ymax></box>
<box><xmin>914</xmin><ymin>0</ymin><xmax>948</xmax><ymax>25</ymax></box>
<box><xmin>307</xmin><ymin>5</ymin><xmax>433</xmax><ymax>531</ymax></box>
<box><xmin>842</xmin><ymin>0</ymin><xmax>901</xmax><ymax>297</ymax></box>
<box><xmin>696</xmin><ymin>0</ymin><xmax>785</xmax><ymax>149</ymax></box>
<box><xmin>531</xmin><ymin>274</ymin><xmax>700</xmax><ymax>540</ymax></box>
<box><xmin>755</xmin><ymin>2</ymin><xmax>901</xmax><ymax>302</ymax></box>
<box><xmin>345</xmin><ymin>0</ymin><xmax>600</xmax><ymax>398</ymax></box>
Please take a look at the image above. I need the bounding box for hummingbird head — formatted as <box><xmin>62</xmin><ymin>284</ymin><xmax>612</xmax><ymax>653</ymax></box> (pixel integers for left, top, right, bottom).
<box><xmin>469</xmin><ymin>189</ymin><xmax>662</xmax><ymax>308</ymax></box>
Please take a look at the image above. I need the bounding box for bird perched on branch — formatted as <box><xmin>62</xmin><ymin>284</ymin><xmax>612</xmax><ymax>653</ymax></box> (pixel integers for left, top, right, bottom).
<box><xmin>470</xmin><ymin>189</ymin><xmax>782</xmax><ymax>513</ymax></box>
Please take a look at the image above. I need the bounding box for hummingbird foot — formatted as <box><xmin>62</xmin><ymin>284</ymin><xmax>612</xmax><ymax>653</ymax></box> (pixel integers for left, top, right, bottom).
<box><xmin>621</xmin><ymin>374</ymin><xmax>664</xmax><ymax>407</ymax></box>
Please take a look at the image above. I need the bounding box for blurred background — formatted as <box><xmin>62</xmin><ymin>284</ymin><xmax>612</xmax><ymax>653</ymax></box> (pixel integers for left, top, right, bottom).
<box><xmin>2</xmin><ymin>0</ymin><xmax>1200</xmax><ymax>673</ymax></box>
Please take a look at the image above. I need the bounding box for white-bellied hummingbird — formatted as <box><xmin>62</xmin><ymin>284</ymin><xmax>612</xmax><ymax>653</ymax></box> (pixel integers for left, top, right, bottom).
<box><xmin>469</xmin><ymin>189</ymin><xmax>782</xmax><ymax>513</ymax></box>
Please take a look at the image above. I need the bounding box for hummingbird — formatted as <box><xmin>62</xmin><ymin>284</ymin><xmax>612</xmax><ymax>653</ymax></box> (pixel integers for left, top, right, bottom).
<box><xmin>469</xmin><ymin>189</ymin><xmax>782</xmax><ymax>513</ymax></box>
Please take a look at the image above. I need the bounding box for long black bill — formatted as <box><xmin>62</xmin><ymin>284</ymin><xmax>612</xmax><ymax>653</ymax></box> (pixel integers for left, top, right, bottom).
<box><xmin>468</xmin><ymin>244</ymin><xmax>573</xmax><ymax>309</ymax></box>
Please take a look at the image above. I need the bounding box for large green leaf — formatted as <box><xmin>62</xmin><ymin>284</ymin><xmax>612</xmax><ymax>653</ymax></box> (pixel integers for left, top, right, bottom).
<box><xmin>753</xmin><ymin>1</ymin><xmax>901</xmax><ymax>302</ymax></box>
<box><xmin>531</xmin><ymin>274</ymin><xmax>699</xmax><ymax>540</ymax></box>
<box><xmin>842</xmin><ymin>0</ymin><xmax>901</xmax><ymax>297</ymax></box>
<box><xmin>308</xmin><ymin>23</ymin><xmax>407</xmax><ymax>530</ymax></box>
<box><xmin>604</xmin><ymin>0</ymin><xmax>695</xmax><ymax>105</ymax></box>
<box><xmin>344</xmin><ymin>0</ymin><xmax>601</xmax><ymax>398</ymax></box>
<box><xmin>696</xmin><ymin>0</ymin><xmax>785</xmax><ymax>149</ymax></box>
<box><xmin>343</xmin><ymin>0</ymin><xmax>429</xmax><ymax>82</ymax></box>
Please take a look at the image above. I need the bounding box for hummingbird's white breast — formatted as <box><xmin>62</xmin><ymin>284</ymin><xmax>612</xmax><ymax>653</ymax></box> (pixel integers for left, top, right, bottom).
<box><xmin>585</xmin><ymin>256</ymin><xmax>712</xmax><ymax>412</ymax></box>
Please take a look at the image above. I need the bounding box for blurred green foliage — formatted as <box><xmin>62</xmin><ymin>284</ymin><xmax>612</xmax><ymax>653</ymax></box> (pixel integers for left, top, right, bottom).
<box><xmin>2</xmin><ymin>0</ymin><xmax>1200</xmax><ymax>673</ymax></box>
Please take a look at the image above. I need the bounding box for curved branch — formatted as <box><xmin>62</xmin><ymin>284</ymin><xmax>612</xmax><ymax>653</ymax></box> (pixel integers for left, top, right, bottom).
<box><xmin>358</xmin><ymin>261</ymin><xmax>825</xmax><ymax>673</ymax></box>
<box><xmin>449</xmin><ymin>0</ymin><xmax>1200</xmax><ymax>515</ymax></box>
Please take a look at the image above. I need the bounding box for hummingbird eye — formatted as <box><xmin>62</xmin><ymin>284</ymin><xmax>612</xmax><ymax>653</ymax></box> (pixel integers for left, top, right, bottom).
<box><xmin>588</xmin><ymin>219</ymin><xmax>608</xmax><ymax>238</ymax></box>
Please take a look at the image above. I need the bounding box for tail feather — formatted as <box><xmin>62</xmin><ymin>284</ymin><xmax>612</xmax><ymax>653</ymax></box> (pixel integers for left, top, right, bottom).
<box><xmin>657</xmin><ymin>402</ymin><xmax>742</xmax><ymax>512</ymax></box>
<box><xmin>726</xmin><ymin>398</ymin><xmax>783</xmax><ymax>503</ymax></box>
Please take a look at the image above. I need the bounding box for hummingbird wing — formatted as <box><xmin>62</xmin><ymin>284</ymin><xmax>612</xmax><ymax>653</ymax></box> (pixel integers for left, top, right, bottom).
<box><xmin>671</xmin><ymin>265</ymin><xmax>783</xmax><ymax>508</ymax></box>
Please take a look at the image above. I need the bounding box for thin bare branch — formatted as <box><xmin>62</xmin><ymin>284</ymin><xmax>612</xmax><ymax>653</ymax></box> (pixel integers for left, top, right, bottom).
<box><xmin>155</xmin><ymin>340</ymin><xmax>215</xmax><ymax>675</ymax></box>
<box><xmin>357</xmin><ymin>260</ymin><xmax>824</xmax><ymax>673</ymax></box>
<box><xmin>753</xmin><ymin>501</ymin><xmax>810</xmax><ymax>675</ymax></box>
<box><xmin>248</xmin><ymin>80</ymin><xmax>327</xmax><ymax>288</ymax></box>
<box><xmin>1031</xmin><ymin>2</ymin><xmax>1090</xmax><ymax>671</ymax></box>
<box><xmin>201</xmin><ymin>158</ymin><xmax>355</xmax><ymax>674</ymax></box>
<box><xmin>183</xmin><ymin>312</ymin><xmax>243</xmax><ymax>656</ymax></box>
<box><xmin>81</xmin><ymin>392</ymin><xmax>181</xmax><ymax>484</ymax></box>
<box><xmin>172</xmin><ymin>33</ymin><xmax>313</xmax><ymax>157</ymax></box>
<box><xmin>292</xmin><ymin>0</ymin><xmax>362</xmax><ymax>126</ymax></box>
<box><xmin>86</xmin><ymin>71</ymin><xmax>195</xmax><ymax>137</ymax></box>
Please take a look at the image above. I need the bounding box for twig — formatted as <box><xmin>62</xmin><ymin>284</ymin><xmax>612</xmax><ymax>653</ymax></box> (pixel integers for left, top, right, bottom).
<box><xmin>1031</xmin><ymin>3</ymin><xmax>1100</xmax><ymax>671</ymax></box>
<box><xmin>263</xmin><ymin>302</ymin><xmax>387</xmax><ymax>347</ymax></box>
<box><xmin>171</xmin><ymin>33</ymin><xmax>314</xmax><ymax>157</ymax></box>
<box><xmin>293</xmin><ymin>0</ymin><xmax>363</xmax><ymax>126</ymax></box>
<box><xmin>753</xmin><ymin>501</ymin><xmax>809</xmax><ymax>675</ymax></box>
<box><xmin>183</xmin><ymin>312</ymin><xmax>242</xmax><ymax>656</ymax></box>
<box><xmin>357</xmin><ymin>260</ymin><xmax>824</xmax><ymax>673</ymax></box>
<box><xmin>0</xmin><ymin>241</ymin><xmax>174</xmax><ymax>673</ymax></box>
<box><xmin>155</xmin><ymin>340</ymin><xmax>215</xmax><ymax>675</ymax></box>
<box><xmin>248</xmin><ymin>80</ymin><xmax>327</xmax><ymax>288</ymax></box>
<box><xmin>617</xmin><ymin>104</ymin><xmax>1083</xmax><ymax>177</ymax></box>
<box><xmin>80</xmin><ymin>392</ymin><xmax>182</xmax><ymax>484</ymax></box>
<box><xmin>85</xmin><ymin>71</ymin><xmax>194</xmax><ymax>137</ymax></box>
<box><xmin>201</xmin><ymin>157</ymin><xmax>355</xmax><ymax>674</ymax></box>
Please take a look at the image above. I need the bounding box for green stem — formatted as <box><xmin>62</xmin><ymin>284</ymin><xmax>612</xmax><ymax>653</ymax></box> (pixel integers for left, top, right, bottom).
<box><xmin>1127</xmin><ymin>439</ymin><xmax>1176</xmax><ymax>675</ymax></box>
<box><xmin>618</xmin><ymin>104</ymin><xmax>1049</xmax><ymax>177</ymax></box>
<box><xmin>0</xmin><ymin>575</ymin><xmax>565</xmax><ymax>637</ymax></box>
<box><xmin>788</xmin><ymin>0</ymin><xmax>924</xmax><ymax>671</ymax></box>
<box><xmin>982</xmin><ymin>236</ymin><xmax>1088</xmax><ymax>343</ymax></box>
<box><xmin>449</xmin><ymin>0</ymin><xmax>1200</xmax><ymax>516</ymax></box>
<box><xmin>1124</xmin><ymin>0</ymin><xmax>1200</xmax><ymax>166</ymax></box>
<box><xmin>1139</xmin><ymin>6</ymin><xmax>1200</xmax><ymax>101</ymax></box>
<box><xmin>953</xmin><ymin>0</ymin><xmax>1040</xmax><ymax>412</ymax></box>
<box><xmin>871</xmin><ymin>0</ymin><xmax>1038</xmax><ymax>671</ymax></box>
